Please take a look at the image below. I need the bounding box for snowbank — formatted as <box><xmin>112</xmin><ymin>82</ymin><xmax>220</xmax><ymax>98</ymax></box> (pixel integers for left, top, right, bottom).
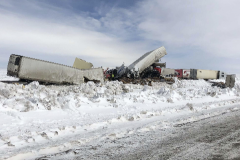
<box><xmin>0</xmin><ymin>69</ymin><xmax>240</xmax><ymax>159</ymax></box>
<box><xmin>0</xmin><ymin>75</ymin><xmax>239</xmax><ymax>112</ymax></box>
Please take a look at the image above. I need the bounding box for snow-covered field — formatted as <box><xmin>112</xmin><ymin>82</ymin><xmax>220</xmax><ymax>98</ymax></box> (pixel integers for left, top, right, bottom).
<box><xmin>0</xmin><ymin>69</ymin><xmax>240</xmax><ymax>159</ymax></box>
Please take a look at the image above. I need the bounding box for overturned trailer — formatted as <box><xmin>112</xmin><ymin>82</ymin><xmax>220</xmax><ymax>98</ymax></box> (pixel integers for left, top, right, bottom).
<box><xmin>7</xmin><ymin>54</ymin><xmax>104</xmax><ymax>84</ymax></box>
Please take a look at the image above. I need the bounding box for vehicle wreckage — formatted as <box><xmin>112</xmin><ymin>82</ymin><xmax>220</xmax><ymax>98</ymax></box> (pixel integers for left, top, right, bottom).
<box><xmin>4</xmin><ymin>46</ymin><xmax>236</xmax><ymax>88</ymax></box>
<box><xmin>6</xmin><ymin>54</ymin><xmax>104</xmax><ymax>85</ymax></box>
<box><xmin>105</xmin><ymin>46</ymin><xmax>167</xmax><ymax>80</ymax></box>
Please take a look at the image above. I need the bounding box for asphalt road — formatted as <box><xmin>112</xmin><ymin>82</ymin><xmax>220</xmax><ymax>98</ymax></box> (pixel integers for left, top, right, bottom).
<box><xmin>37</xmin><ymin>106</ymin><xmax>240</xmax><ymax>160</ymax></box>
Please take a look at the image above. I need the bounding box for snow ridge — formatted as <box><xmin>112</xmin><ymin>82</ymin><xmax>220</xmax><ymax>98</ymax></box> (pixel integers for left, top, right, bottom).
<box><xmin>0</xmin><ymin>70</ymin><xmax>239</xmax><ymax>159</ymax></box>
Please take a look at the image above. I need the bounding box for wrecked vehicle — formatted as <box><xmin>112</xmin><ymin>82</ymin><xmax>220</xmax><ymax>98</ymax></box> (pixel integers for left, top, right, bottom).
<box><xmin>73</xmin><ymin>57</ymin><xmax>93</xmax><ymax>70</ymax></box>
<box><xmin>7</xmin><ymin>54</ymin><xmax>104</xmax><ymax>85</ymax></box>
<box><xmin>108</xmin><ymin>46</ymin><xmax>167</xmax><ymax>80</ymax></box>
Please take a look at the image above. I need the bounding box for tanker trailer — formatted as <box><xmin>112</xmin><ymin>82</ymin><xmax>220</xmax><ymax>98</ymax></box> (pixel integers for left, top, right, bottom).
<box><xmin>127</xmin><ymin>46</ymin><xmax>167</xmax><ymax>78</ymax></box>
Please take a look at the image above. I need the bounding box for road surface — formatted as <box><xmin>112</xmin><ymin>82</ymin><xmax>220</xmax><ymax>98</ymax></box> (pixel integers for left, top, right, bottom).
<box><xmin>37</xmin><ymin>105</ymin><xmax>240</xmax><ymax>160</ymax></box>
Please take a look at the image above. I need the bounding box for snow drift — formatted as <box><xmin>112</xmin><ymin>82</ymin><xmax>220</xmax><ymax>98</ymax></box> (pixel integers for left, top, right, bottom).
<box><xmin>0</xmin><ymin>70</ymin><xmax>239</xmax><ymax>159</ymax></box>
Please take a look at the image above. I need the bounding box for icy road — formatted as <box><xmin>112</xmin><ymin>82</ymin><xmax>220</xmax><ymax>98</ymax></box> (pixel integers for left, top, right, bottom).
<box><xmin>39</xmin><ymin>104</ymin><xmax>240</xmax><ymax>160</ymax></box>
<box><xmin>0</xmin><ymin>69</ymin><xmax>239</xmax><ymax>159</ymax></box>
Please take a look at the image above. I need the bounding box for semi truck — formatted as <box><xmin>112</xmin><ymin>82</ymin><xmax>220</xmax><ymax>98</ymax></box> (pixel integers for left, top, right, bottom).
<box><xmin>7</xmin><ymin>54</ymin><xmax>104</xmax><ymax>84</ymax></box>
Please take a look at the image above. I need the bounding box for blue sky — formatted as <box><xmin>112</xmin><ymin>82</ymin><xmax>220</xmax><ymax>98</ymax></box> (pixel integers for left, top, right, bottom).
<box><xmin>0</xmin><ymin>0</ymin><xmax>239</xmax><ymax>73</ymax></box>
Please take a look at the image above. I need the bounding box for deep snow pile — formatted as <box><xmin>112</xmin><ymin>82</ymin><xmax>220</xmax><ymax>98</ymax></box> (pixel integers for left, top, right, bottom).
<box><xmin>0</xmin><ymin>70</ymin><xmax>239</xmax><ymax>113</ymax></box>
<box><xmin>0</xmin><ymin>78</ymin><xmax>238</xmax><ymax>113</ymax></box>
<box><xmin>0</xmin><ymin>70</ymin><xmax>240</xmax><ymax>159</ymax></box>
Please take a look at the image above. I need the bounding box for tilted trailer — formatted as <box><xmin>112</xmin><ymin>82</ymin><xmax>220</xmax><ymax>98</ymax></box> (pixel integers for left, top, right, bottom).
<box><xmin>7</xmin><ymin>54</ymin><xmax>104</xmax><ymax>84</ymax></box>
<box><xmin>128</xmin><ymin>46</ymin><xmax>167</xmax><ymax>77</ymax></box>
<box><xmin>110</xmin><ymin>46</ymin><xmax>167</xmax><ymax>79</ymax></box>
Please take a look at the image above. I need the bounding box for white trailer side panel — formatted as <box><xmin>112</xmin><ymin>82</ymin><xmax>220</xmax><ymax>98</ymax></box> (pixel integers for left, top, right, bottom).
<box><xmin>82</xmin><ymin>68</ymin><xmax>104</xmax><ymax>83</ymax></box>
<box><xmin>196</xmin><ymin>69</ymin><xmax>218</xmax><ymax>79</ymax></box>
<box><xmin>18</xmin><ymin>57</ymin><xmax>103</xmax><ymax>84</ymax></box>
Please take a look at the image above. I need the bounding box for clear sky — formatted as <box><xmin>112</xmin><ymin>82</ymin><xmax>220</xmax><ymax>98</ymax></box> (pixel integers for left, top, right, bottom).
<box><xmin>0</xmin><ymin>0</ymin><xmax>239</xmax><ymax>74</ymax></box>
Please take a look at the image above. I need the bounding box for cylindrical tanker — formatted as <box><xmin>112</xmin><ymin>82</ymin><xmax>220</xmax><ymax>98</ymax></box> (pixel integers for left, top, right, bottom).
<box><xmin>128</xmin><ymin>46</ymin><xmax>167</xmax><ymax>74</ymax></box>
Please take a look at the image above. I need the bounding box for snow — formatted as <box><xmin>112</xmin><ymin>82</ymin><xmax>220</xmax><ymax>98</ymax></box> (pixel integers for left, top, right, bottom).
<box><xmin>0</xmin><ymin>69</ymin><xmax>239</xmax><ymax>159</ymax></box>
<box><xmin>0</xmin><ymin>70</ymin><xmax>19</xmax><ymax>81</ymax></box>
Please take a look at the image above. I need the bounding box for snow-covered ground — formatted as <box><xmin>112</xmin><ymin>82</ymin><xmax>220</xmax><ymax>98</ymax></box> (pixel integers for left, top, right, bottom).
<box><xmin>0</xmin><ymin>70</ymin><xmax>19</xmax><ymax>81</ymax></box>
<box><xmin>0</xmin><ymin>69</ymin><xmax>239</xmax><ymax>159</ymax></box>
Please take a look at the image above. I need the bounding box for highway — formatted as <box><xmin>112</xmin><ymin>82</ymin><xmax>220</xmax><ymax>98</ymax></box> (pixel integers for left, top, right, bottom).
<box><xmin>37</xmin><ymin>105</ymin><xmax>240</xmax><ymax>160</ymax></box>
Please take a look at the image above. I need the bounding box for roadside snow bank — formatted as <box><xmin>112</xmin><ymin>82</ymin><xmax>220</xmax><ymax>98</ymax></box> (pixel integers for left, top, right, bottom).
<box><xmin>0</xmin><ymin>77</ymin><xmax>239</xmax><ymax>112</ymax></box>
<box><xmin>0</xmin><ymin>71</ymin><xmax>240</xmax><ymax>159</ymax></box>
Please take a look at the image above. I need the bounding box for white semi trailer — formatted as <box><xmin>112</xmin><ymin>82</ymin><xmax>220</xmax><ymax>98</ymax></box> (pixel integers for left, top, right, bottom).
<box><xmin>190</xmin><ymin>69</ymin><xmax>227</xmax><ymax>80</ymax></box>
<box><xmin>128</xmin><ymin>46</ymin><xmax>167</xmax><ymax>75</ymax></box>
<box><xmin>7</xmin><ymin>54</ymin><xmax>104</xmax><ymax>84</ymax></box>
